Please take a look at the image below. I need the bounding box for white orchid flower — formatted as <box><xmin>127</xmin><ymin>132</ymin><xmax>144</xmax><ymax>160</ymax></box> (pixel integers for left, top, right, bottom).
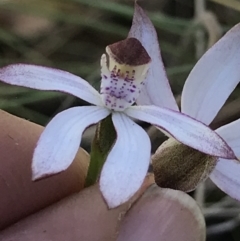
<box><xmin>0</xmin><ymin>7</ymin><xmax>236</xmax><ymax>209</ymax></box>
<box><xmin>129</xmin><ymin>5</ymin><xmax>240</xmax><ymax>200</ymax></box>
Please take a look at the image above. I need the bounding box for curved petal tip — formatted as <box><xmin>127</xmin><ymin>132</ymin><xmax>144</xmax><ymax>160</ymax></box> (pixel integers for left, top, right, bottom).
<box><xmin>125</xmin><ymin>105</ymin><xmax>236</xmax><ymax>159</ymax></box>
<box><xmin>129</xmin><ymin>3</ymin><xmax>178</xmax><ymax>110</ymax></box>
<box><xmin>32</xmin><ymin>106</ymin><xmax>110</xmax><ymax>182</ymax></box>
<box><xmin>100</xmin><ymin>113</ymin><xmax>151</xmax><ymax>209</ymax></box>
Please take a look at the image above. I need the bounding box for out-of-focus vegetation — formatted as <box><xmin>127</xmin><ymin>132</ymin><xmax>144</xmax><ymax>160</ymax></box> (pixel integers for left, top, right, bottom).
<box><xmin>1</xmin><ymin>0</ymin><xmax>240</xmax><ymax>240</ymax></box>
<box><xmin>0</xmin><ymin>0</ymin><xmax>239</xmax><ymax>126</ymax></box>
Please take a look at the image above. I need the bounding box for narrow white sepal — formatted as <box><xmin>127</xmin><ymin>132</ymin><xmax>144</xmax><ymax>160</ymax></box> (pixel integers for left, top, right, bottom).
<box><xmin>125</xmin><ymin>105</ymin><xmax>236</xmax><ymax>159</ymax></box>
<box><xmin>32</xmin><ymin>106</ymin><xmax>110</xmax><ymax>180</ymax></box>
<box><xmin>128</xmin><ymin>4</ymin><xmax>178</xmax><ymax>110</ymax></box>
<box><xmin>210</xmin><ymin>158</ymin><xmax>240</xmax><ymax>200</ymax></box>
<box><xmin>216</xmin><ymin>118</ymin><xmax>240</xmax><ymax>157</ymax></box>
<box><xmin>0</xmin><ymin>64</ymin><xmax>103</xmax><ymax>106</ymax></box>
<box><xmin>182</xmin><ymin>23</ymin><xmax>240</xmax><ymax>125</ymax></box>
<box><xmin>210</xmin><ymin>119</ymin><xmax>240</xmax><ymax>199</ymax></box>
<box><xmin>100</xmin><ymin>112</ymin><xmax>151</xmax><ymax>208</ymax></box>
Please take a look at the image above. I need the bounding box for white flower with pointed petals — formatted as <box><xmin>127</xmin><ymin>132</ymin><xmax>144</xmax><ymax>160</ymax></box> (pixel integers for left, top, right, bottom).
<box><xmin>0</xmin><ymin>13</ymin><xmax>235</xmax><ymax>209</ymax></box>
<box><xmin>129</xmin><ymin>4</ymin><xmax>240</xmax><ymax>200</ymax></box>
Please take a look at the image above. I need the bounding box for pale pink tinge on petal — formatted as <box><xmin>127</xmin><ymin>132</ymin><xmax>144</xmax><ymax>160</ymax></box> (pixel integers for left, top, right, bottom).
<box><xmin>210</xmin><ymin>158</ymin><xmax>240</xmax><ymax>201</ymax></box>
<box><xmin>216</xmin><ymin>118</ymin><xmax>240</xmax><ymax>157</ymax></box>
<box><xmin>0</xmin><ymin>64</ymin><xmax>103</xmax><ymax>106</ymax></box>
<box><xmin>210</xmin><ymin>118</ymin><xmax>240</xmax><ymax>199</ymax></box>
<box><xmin>125</xmin><ymin>105</ymin><xmax>236</xmax><ymax>159</ymax></box>
<box><xmin>117</xmin><ymin>185</ymin><xmax>206</xmax><ymax>241</ymax></box>
<box><xmin>182</xmin><ymin>23</ymin><xmax>240</xmax><ymax>125</ymax></box>
<box><xmin>128</xmin><ymin>4</ymin><xmax>178</xmax><ymax>111</ymax></box>
<box><xmin>100</xmin><ymin>112</ymin><xmax>151</xmax><ymax>208</ymax></box>
<box><xmin>32</xmin><ymin>106</ymin><xmax>110</xmax><ymax>180</ymax></box>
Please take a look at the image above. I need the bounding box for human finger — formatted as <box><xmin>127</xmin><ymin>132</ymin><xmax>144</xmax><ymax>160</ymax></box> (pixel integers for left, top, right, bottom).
<box><xmin>0</xmin><ymin>110</ymin><xmax>89</xmax><ymax>229</ymax></box>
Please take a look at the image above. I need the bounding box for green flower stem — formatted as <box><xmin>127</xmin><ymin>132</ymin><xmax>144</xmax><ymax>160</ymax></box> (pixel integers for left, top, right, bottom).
<box><xmin>84</xmin><ymin>114</ymin><xmax>116</xmax><ymax>187</ymax></box>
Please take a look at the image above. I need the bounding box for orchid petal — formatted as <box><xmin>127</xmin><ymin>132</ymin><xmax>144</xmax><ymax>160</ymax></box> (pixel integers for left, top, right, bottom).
<box><xmin>0</xmin><ymin>64</ymin><xmax>102</xmax><ymax>106</ymax></box>
<box><xmin>125</xmin><ymin>105</ymin><xmax>235</xmax><ymax>159</ymax></box>
<box><xmin>100</xmin><ymin>112</ymin><xmax>151</xmax><ymax>208</ymax></box>
<box><xmin>210</xmin><ymin>159</ymin><xmax>240</xmax><ymax>200</ymax></box>
<box><xmin>182</xmin><ymin>23</ymin><xmax>240</xmax><ymax>125</ymax></box>
<box><xmin>210</xmin><ymin>119</ymin><xmax>240</xmax><ymax>199</ymax></box>
<box><xmin>128</xmin><ymin>4</ymin><xmax>178</xmax><ymax>111</ymax></box>
<box><xmin>216</xmin><ymin>118</ymin><xmax>240</xmax><ymax>157</ymax></box>
<box><xmin>32</xmin><ymin>106</ymin><xmax>110</xmax><ymax>180</ymax></box>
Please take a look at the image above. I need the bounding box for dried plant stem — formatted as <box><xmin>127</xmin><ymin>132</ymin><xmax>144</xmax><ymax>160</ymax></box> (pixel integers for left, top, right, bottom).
<box><xmin>194</xmin><ymin>0</ymin><xmax>206</xmax><ymax>58</ymax></box>
<box><xmin>194</xmin><ymin>182</ymin><xmax>205</xmax><ymax>208</ymax></box>
<box><xmin>204</xmin><ymin>207</ymin><xmax>240</xmax><ymax>219</ymax></box>
<box><xmin>207</xmin><ymin>215</ymin><xmax>240</xmax><ymax>236</ymax></box>
<box><xmin>208</xmin><ymin>196</ymin><xmax>240</xmax><ymax>209</ymax></box>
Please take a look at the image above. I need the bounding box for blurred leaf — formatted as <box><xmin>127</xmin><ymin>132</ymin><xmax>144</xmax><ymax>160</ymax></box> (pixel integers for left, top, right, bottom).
<box><xmin>167</xmin><ymin>64</ymin><xmax>194</xmax><ymax>77</ymax></box>
<box><xmin>0</xmin><ymin>91</ymin><xmax>64</xmax><ymax>108</ymax></box>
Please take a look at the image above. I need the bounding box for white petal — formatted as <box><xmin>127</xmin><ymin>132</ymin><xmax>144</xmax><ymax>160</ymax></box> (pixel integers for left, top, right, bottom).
<box><xmin>216</xmin><ymin>118</ymin><xmax>240</xmax><ymax>157</ymax></box>
<box><xmin>125</xmin><ymin>105</ymin><xmax>235</xmax><ymax>159</ymax></box>
<box><xmin>32</xmin><ymin>106</ymin><xmax>110</xmax><ymax>180</ymax></box>
<box><xmin>210</xmin><ymin>159</ymin><xmax>240</xmax><ymax>200</ymax></box>
<box><xmin>100</xmin><ymin>112</ymin><xmax>151</xmax><ymax>208</ymax></box>
<box><xmin>210</xmin><ymin>119</ymin><xmax>240</xmax><ymax>199</ymax></box>
<box><xmin>182</xmin><ymin>23</ymin><xmax>240</xmax><ymax>125</ymax></box>
<box><xmin>128</xmin><ymin>4</ymin><xmax>178</xmax><ymax>110</ymax></box>
<box><xmin>0</xmin><ymin>64</ymin><xmax>102</xmax><ymax>106</ymax></box>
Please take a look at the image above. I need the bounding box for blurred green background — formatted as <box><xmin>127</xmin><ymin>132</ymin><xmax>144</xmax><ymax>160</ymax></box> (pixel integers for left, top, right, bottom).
<box><xmin>0</xmin><ymin>0</ymin><xmax>240</xmax><ymax>240</ymax></box>
<box><xmin>0</xmin><ymin>0</ymin><xmax>239</xmax><ymax>127</ymax></box>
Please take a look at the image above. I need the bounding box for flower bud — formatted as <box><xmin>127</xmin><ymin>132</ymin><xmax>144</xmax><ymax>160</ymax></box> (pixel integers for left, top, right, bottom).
<box><xmin>152</xmin><ymin>138</ymin><xmax>218</xmax><ymax>192</ymax></box>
